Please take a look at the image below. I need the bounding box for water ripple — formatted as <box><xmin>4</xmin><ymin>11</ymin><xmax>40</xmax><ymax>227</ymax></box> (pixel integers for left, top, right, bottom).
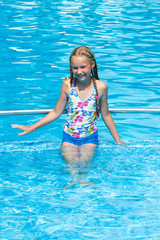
<box><xmin>0</xmin><ymin>139</ymin><xmax>160</xmax><ymax>239</ymax></box>
<box><xmin>1</xmin><ymin>1</ymin><xmax>160</xmax><ymax>111</ymax></box>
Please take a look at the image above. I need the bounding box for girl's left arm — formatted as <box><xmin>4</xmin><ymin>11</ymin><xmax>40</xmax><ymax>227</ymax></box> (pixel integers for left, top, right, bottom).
<box><xmin>100</xmin><ymin>83</ymin><xmax>124</xmax><ymax>145</ymax></box>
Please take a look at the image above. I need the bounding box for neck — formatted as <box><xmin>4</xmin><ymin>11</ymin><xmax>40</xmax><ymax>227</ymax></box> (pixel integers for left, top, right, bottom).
<box><xmin>76</xmin><ymin>77</ymin><xmax>92</xmax><ymax>87</ymax></box>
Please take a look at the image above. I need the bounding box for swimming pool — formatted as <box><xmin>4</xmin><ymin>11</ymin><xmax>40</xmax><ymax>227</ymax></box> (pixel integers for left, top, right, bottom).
<box><xmin>1</xmin><ymin>0</ymin><xmax>160</xmax><ymax>239</ymax></box>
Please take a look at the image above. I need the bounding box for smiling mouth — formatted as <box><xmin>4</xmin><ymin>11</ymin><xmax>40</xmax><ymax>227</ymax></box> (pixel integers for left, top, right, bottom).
<box><xmin>78</xmin><ymin>75</ymin><xmax>85</xmax><ymax>78</ymax></box>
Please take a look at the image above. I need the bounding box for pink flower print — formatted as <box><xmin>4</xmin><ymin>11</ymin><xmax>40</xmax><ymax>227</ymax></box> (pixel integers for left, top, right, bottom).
<box><xmin>78</xmin><ymin>116</ymin><xmax>83</xmax><ymax>122</ymax></box>
<box><xmin>75</xmin><ymin>116</ymin><xmax>83</xmax><ymax>122</ymax></box>
<box><xmin>73</xmin><ymin>132</ymin><xmax>80</xmax><ymax>138</ymax></box>
<box><xmin>83</xmin><ymin>101</ymin><xmax>89</xmax><ymax>107</ymax></box>
<box><xmin>77</xmin><ymin>102</ymin><xmax>83</xmax><ymax>109</ymax></box>
<box><xmin>71</xmin><ymin>122</ymin><xmax>76</xmax><ymax>126</ymax></box>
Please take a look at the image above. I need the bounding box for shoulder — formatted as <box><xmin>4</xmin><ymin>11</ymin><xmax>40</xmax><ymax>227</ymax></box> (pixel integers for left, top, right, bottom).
<box><xmin>95</xmin><ymin>79</ymin><xmax>108</xmax><ymax>97</ymax></box>
<box><xmin>61</xmin><ymin>77</ymin><xmax>71</xmax><ymax>96</ymax></box>
<box><xmin>63</xmin><ymin>77</ymin><xmax>70</xmax><ymax>86</ymax></box>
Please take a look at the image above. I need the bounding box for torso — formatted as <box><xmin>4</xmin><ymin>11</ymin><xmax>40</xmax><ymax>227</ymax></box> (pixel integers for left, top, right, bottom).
<box><xmin>63</xmin><ymin>78</ymin><xmax>99</xmax><ymax>138</ymax></box>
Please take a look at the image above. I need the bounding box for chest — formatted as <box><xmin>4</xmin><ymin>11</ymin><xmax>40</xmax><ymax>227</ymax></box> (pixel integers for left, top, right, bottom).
<box><xmin>68</xmin><ymin>87</ymin><xmax>96</xmax><ymax>111</ymax></box>
<box><xmin>75</xmin><ymin>85</ymin><xmax>95</xmax><ymax>102</ymax></box>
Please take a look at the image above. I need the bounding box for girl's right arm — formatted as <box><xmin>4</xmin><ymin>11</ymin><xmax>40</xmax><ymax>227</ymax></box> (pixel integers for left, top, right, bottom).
<box><xmin>11</xmin><ymin>82</ymin><xmax>69</xmax><ymax>136</ymax></box>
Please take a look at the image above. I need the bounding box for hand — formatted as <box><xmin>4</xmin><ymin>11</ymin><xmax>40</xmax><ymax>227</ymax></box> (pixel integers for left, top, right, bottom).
<box><xmin>116</xmin><ymin>139</ymin><xmax>126</xmax><ymax>145</ymax></box>
<box><xmin>11</xmin><ymin>124</ymin><xmax>33</xmax><ymax>136</ymax></box>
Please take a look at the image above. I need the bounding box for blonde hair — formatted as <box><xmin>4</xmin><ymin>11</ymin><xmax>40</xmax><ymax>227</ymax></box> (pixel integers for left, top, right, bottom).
<box><xmin>69</xmin><ymin>46</ymin><xmax>100</xmax><ymax>119</ymax></box>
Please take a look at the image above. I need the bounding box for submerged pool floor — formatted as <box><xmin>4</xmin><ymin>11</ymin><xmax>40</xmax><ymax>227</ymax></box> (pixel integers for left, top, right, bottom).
<box><xmin>0</xmin><ymin>140</ymin><xmax>160</xmax><ymax>239</ymax></box>
<box><xmin>1</xmin><ymin>0</ymin><xmax>160</xmax><ymax>238</ymax></box>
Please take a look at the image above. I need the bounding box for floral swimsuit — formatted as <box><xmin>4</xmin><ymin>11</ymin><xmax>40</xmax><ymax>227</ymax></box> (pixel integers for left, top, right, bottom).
<box><xmin>63</xmin><ymin>78</ymin><xmax>99</xmax><ymax>138</ymax></box>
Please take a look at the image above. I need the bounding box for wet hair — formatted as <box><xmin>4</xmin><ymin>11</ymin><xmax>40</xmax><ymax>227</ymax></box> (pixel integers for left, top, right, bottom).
<box><xmin>69</xmin><ymin>46</ymin><xmax>100</xmax><ymax>119</ymax></box>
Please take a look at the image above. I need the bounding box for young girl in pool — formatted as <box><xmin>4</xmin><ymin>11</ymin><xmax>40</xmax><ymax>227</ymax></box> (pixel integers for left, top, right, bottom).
<box><xmin>12</xmin><ymin>46</ymin><xmax>124</xmax><ymax>188</ymax></box>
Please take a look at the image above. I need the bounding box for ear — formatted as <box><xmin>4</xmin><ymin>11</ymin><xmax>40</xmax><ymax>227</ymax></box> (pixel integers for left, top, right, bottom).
<box><xmin>91</xmin><ymin>61</ymin><xmax>95</xmax><ymax>69</ymax></box>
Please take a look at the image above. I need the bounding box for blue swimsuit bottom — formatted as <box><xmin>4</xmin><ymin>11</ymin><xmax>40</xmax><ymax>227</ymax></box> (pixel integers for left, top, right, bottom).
<box><xmin>62</xmin><ymin>130</ymin><xmax>99</xmax><ymax>146</ymax></box>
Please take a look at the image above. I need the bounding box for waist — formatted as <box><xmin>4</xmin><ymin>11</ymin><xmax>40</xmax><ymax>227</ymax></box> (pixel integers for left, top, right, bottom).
<box><xmin>62</xmin><ymin>130</ymin><xmax>99</xmax><ymax>145</ymax></box>
<box><xmin>63</xmin><ymin>122</ymin><xmax>97</xmax><ymax>138</ymax></box>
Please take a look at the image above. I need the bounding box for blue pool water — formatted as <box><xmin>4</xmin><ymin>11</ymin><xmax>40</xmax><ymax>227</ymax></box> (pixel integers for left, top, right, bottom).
<box><xmin>1</xmin><ymin>0</ymin><xmax>160</xmax><ymax>239</ymax></box>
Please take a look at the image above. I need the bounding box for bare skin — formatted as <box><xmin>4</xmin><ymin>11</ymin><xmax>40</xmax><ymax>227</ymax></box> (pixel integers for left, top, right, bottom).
<box><xmin>11</xmin><ymin>55</ymin><xmax>124</xmax><ymax>189</ymax></box>
<box><xmin>61</xmin><ymin>143</ymin><xmax>97</xmax><ymax>189</ymax></box>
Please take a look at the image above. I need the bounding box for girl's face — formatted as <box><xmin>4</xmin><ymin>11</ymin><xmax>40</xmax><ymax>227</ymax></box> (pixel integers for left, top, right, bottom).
<box><xmin>71</xmin><ymin>55</ymin><xmax>95</xmax><ymax>83</ymax></box>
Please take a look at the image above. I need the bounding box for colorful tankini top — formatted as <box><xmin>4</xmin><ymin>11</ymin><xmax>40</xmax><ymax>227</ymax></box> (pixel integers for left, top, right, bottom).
<box><xmin>63</xmin><ymin>78</ymin><xmax>99</xmax><ymax>138</ymax></box>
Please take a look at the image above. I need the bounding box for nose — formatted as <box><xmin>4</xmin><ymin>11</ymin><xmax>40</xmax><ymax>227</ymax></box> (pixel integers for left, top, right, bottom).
<box><xmin>77</xmin><ymin>68</ymin><xmax>82</xmax><ymax>74</ymax></box>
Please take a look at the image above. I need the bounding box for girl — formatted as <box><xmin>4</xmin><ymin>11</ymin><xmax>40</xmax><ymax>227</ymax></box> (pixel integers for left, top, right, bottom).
<box><xmin>12</xmin><ymin>46</ymin><xmax>124</xmax><ymax>188</ymax></box>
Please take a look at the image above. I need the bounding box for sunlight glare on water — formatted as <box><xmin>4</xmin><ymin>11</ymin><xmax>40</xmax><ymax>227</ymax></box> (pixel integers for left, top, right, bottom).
<box><xmin>0</xmin><ymin>0</ymin><xmax>160</xmax><ymax>239</ymax></box>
